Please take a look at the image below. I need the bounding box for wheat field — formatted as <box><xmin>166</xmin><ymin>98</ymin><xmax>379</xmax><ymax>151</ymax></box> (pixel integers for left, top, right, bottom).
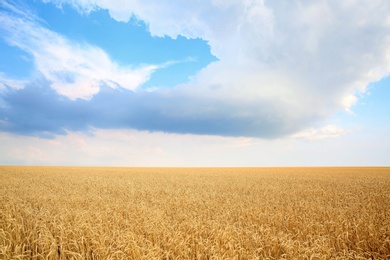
<box><xmin>0</xmin><ymin>167</ymin><xmax>389</xmax><ymax>259</ymax></box>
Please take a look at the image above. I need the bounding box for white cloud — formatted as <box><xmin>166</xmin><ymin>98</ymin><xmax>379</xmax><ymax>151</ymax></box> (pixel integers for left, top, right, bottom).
<box><xmin>342</xmin><ymin>94</ymin><xmax>358</xmax><ymax>114</ymax></box>
<box><xmin>291</xmin><ymin>125</ymin><xmax>346</xmax><ymax>140</ymax></box>
<box><xmin>43</xmin><ymin>0</ymin><xmax>390</xmax><ymax>131</ymax></box>
<box><xmin>0</xmin><ymin>72</ymin><xmax>27</xmax><ymax>90</ymax></box>
<box><xmin>0</xmin><ymin>3</ymin><xmax>158</xmax><ymax>100</ymax></box>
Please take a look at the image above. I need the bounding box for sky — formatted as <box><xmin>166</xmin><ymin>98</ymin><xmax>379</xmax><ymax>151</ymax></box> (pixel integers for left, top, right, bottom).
<box><xmin>0</xmin><ymin>0</ymin><xmax>389</xmax><ymax>166</ymax></box>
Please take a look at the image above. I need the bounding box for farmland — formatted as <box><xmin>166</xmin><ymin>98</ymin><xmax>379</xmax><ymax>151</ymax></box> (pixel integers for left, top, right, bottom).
<box><xmin>0</xmin><ymin>166</ymin><xmax>389</xmax><ymax>259</ymax></box>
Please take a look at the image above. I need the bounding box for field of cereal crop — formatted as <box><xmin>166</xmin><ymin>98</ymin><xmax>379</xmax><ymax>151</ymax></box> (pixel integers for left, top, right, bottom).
<box><xmin>0</xmin><ymin>166</ymin><xmax>389</xmax><ymax>259</ymax></box>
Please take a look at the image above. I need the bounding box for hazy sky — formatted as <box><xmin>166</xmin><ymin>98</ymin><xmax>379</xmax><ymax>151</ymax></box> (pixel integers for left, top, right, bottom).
<box><xmin>0</xmin><ymin>0</ymin><xmax>389</xmax><ymax>166</ymax></box>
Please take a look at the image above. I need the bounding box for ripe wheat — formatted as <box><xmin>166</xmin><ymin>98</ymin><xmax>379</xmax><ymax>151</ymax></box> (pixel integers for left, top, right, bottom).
<box><xmin>0</xmin><ymin>167</ymin><xmax>389</xmax><ymax>259</ymax></box>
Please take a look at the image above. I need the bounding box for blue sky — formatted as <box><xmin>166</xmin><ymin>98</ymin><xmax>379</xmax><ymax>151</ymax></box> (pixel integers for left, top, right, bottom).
<box><xmin>0</xmin><ymin>0</ymin><xmax>389</xmax><ymax>166</ymax></box>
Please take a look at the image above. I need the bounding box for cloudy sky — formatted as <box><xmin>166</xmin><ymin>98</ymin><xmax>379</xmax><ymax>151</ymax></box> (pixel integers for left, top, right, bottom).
<box><xmin>0</xmin><ymin>0</ymin><xmax>389</xmax><ymax>166</ymax></box>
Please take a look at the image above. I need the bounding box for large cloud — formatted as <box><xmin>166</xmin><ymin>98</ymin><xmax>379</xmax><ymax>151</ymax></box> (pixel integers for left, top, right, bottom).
<box><xmin>1</xmin><ymin>0</ymin><xmax>390</xmax><ymax>138</ymax></box>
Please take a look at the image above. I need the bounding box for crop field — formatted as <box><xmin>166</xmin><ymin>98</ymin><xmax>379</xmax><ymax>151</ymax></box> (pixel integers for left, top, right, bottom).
<box><xmin>0</xmin><ymin>167</ymin><xmax>389</xmax><ymax>259</ymax></box>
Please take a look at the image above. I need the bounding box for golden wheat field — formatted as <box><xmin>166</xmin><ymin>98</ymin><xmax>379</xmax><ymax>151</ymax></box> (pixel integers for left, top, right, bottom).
<box><xmin>0</xmin><ymin>167</ymin><xmax>389</xmax><ymax>259</ymax></box>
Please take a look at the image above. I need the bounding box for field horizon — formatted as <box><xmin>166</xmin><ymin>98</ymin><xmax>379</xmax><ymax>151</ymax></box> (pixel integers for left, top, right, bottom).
<box><xmin>1</xmin><ymin>166</ymin><xmax>389</xmax><ymax>259</ymax></box>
